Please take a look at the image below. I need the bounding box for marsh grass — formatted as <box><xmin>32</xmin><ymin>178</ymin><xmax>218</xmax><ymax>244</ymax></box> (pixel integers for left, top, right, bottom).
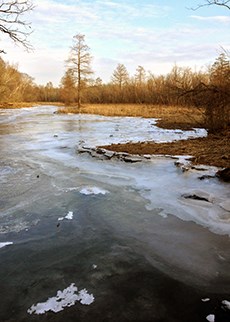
<box><xmin>58</xmin><ymin>104</ymin><xmax>205</xmax><ymax>129</ymax></box>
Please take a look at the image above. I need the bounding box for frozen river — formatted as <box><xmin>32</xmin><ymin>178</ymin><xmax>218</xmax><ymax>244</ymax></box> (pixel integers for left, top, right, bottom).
<box><xmin>0</xmin><ymin>105</ymin><xmax>229</xmax><ymax>322</ymax></box>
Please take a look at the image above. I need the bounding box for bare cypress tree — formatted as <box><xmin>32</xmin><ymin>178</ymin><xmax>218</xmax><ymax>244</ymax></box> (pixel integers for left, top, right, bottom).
<box><xmin>135</xmin><ymin>66</ymin><xmax>146</xmax><ymax>85</ymax></box>
<box><xmin>0</xmin><ymin>0</ymin><xmax>34</xmax><ymax>53</ymax></box>
<box><xmin>111</xmin><ymin>63</ymin><xmax>129</xmax><ymax>90</ymax></box>
<box><xmin>67</xmin><ymin>34</ymin><xmax>93</xmax><ymax>109</ymax></box>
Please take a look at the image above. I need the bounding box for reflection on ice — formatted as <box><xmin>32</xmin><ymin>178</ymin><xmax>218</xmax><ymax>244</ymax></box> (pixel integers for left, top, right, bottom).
<box><xmin>27</xmin><ymin>283</ymin><xmax>94</xmax><ymax>315</ymax></box>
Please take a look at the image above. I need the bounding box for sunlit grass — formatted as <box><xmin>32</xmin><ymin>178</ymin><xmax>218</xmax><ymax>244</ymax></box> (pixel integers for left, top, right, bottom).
<box><xmin>58</xmin><ymin>104</ymin><xmax>205</xmax><ymax>129</ymax></box>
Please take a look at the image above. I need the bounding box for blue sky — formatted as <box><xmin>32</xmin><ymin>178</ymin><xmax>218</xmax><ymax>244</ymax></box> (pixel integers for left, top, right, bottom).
<box><xmin>1</xmin><ymin>0</ymin><xmax>229</xmax><ymax>85</ymax></box>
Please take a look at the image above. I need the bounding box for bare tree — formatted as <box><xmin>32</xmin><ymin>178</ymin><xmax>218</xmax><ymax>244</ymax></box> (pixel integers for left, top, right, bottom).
<box><xmin>135</xmin><ymin>65</ymin><xmax>146</xmax><ymax>85</ymax></box>
<box><xmin>192</xmin><ymin>0</ymin><xmax>230</xmax><ymax>10</ymax></box>
<box><xmin>111</xmin><ymin>63</ymin><xmax>129</xmax><ymax>90</ymax></box>
<box><xmin>0</xmin><ymin>1</ymin><xmax>34</xmax><ymax>53</ymax></box>
<box><xmin>67</xmin><ymin>34</ymin><xmax>93</xmax><ymax>109</ymax></box>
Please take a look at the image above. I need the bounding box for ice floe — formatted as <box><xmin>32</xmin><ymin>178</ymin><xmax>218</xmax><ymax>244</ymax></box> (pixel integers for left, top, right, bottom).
<box><xmin>79</xmin><ymin>186</ymin><xmax>109</xmax><ymax>195</ymax></box>
<box><xmin>58</xmin><ymin>211</ymin><xmax>73</xmax><ymax>221</ymax></box>
<box><xmin>27</xmin><ymin>283</ymin><xmax>94</xmax><ymax>315</ymax></box>
<box><xmin>0</xmin><ymin>242</ymin><xmax>13</xmax><ymax>249</ymax></box>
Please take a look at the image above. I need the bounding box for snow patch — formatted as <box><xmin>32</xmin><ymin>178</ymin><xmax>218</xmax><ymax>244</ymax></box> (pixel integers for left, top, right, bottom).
<box><xmin>202</xmin><ymin>298</ymin><xmax>210</xmax><ymax>302</ymax></box>
<box><xmin>58</xmin><ymin>211</ymin><xmax>73</xmax><ymax>221</ymax></box>
<box><xmin>0</xmin><ymin>242</ymin><xmax>13</xmax><ymax>249</ymax></box>
<box><xmin>27</xmin><ymin>283</ymin><xmax>94</xmax><ymax>315</ymax></box>
<box><xmin>80</xmin><ymin>186</ymin><xmax>109</xmax><ymax>195</ymax></box>
<box><xmin>222</xmin><ymin>300</ymin><xmax>230</xmax><ymax>310</ymax></box>
<box><xmin>206</xmin><ymin>314</ymin><xmax>215</xmax><ymax>322</ymax></box>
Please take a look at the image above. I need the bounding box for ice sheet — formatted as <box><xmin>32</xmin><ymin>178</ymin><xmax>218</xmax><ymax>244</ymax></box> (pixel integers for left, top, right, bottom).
<box><xmin>1</xmin><ymin>107</ymin><xmax>229</xmax><ymax>238</ymax></box>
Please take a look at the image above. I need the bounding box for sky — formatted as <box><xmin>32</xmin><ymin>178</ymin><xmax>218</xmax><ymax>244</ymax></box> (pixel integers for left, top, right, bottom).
<box><xmin>1</xmin><ymin>0</ymin><xmax>229</xmax><ymax>86</ymax></box>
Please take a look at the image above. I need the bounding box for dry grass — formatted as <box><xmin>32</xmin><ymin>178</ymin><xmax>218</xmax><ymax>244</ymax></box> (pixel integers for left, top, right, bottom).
<box><xmin>101</xmin><ymin>130</ymin><xmax>230</xmax><ymax>169</ymax></box>
<box><xmin>58</xmin><ymin>104</ymin><xmax>205</xmax><ymax>129</ymax></box>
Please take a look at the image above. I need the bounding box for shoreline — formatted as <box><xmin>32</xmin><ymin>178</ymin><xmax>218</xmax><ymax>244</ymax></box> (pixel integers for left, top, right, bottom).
<box><xmin>100</xmin><ymin>131</ymin><xmax>230</xmax><ymax>169</ymax></box>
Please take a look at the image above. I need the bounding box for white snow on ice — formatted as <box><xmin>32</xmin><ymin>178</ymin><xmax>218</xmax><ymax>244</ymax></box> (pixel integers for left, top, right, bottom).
<box><xmin>27</xmin><ymin>283</ymin><xmax>94</xmax><ymax>315</ymax></box>
<box><xmin>80</xmin><ymin>186</ymin><xmax>109</xmax><ymax>195</ymax></box>
<box><xmin>0</xmin><ymin>242</ymin><xmax>13</xmax><ymax>248</ymax></box>
<box><xmin>202</xmin><ymin>298</ymin><xmax>210</xmax><ymax>302</ymax></box>
<box><xmin>0</xmin><ymin>242</ymin><xmax>13</xmax><ymax>249</ymax></box>
<box><xmin>206</xmin><ymin>314</ymin><xmax>215</xmax><ymax>322</ymax></box>
<box><xmin>58</xmin><ymin>211</ymin><xmax>73</xmax><ymax>221</ymax></box>
<box><xmin>222</xmin><ymin>300</ymin><xmax>230</xmax><ymax>310</ymax></box>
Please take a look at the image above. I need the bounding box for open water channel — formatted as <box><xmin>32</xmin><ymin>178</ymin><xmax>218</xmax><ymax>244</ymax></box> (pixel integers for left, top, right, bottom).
<box><xmin>0</xmin><ymin>105</ymin><xmax>229</xmax><ymax>322</ymax></box>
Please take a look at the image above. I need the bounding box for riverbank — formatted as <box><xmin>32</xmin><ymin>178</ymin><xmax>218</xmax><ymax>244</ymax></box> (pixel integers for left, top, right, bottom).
<box><xmin>1</xmin><ymin>103</ymin><xmax>229</xmax><ymax>170</ymax></box>
<box><xmin>101</xmin><ymin>129</ymin><xmax>230</xmax><ymax>169</ymax></box>
<box><xmin>58</xmin><ymin>104</ymin><xmax>230</xmax><ymax>170</ymax></box>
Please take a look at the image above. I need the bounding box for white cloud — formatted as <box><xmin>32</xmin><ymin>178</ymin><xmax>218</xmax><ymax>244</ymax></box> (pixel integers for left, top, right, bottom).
<box><xmin>1</xmin><ymin>0</ymin><xmax>229</xmax><ymax>85</ymax></box>
<box><xmin>191</xmin><ymin>15</ymin><xmax>230</xmax><ymax>23</ymax></box>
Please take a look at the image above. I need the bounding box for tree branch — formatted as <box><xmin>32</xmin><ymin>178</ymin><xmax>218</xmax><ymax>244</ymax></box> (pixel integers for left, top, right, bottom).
<box><xmin>191</xmin><ymin>0</ymin><xmax>230</xmax><ymax>10</ymax></box>
<box><xmin>0</xmin><ymin>0</ymin><xmax>34</xmax><ymax>53</ymax></box>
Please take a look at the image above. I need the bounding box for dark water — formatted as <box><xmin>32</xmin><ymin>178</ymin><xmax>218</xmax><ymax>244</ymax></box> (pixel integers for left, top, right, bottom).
<box><xmin>0</xmin><ymin>106</ymin><xmax>229</xmax><ymax>321</ymax></box>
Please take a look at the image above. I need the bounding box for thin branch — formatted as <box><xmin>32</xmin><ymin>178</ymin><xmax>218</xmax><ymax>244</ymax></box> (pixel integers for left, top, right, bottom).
<box><xmin>0</xmin><ymin>0</ymin><xmax>34</xmax><ymax>53</ymax></box>
<box><xmin>190</xmin><ymin>0</ymin><xmax>230</xmax><ymax>10</ymax></box>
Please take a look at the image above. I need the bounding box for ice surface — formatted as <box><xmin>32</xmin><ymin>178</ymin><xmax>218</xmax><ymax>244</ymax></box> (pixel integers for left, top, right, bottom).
<box><xmin>80</xmin><ymin>186</ymin><xmax>109</xmax><ymax>195</ymax></box>
<box><xmin>0</xmin><ymin>242</ymin><xmax>13</xmax><ymax>249</ymax></box>
<box><xmin>1</xmin><ymin>107</ymin><xmax>228</xmax><ymax>237</ymax></box>
<box><xmin>27</xmin><ymin>283</ymin><xmax>94</xmax><ymax>315</ymax></box>
<box><xmin>206</xmin><ymin>314</ymin><xmax>215</xmax><ymax>322</ymax></box>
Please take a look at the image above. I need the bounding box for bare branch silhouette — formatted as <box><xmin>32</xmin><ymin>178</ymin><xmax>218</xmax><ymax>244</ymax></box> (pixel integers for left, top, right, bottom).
<box><xmin>0</xmin><ymin>0</ymin><xmax>34</xmax><ymax>53</ymax></box>
<box><xmin>191</xmin><ymin>0</ymin><xmax>230</xmax><ymax>10</ymax></box>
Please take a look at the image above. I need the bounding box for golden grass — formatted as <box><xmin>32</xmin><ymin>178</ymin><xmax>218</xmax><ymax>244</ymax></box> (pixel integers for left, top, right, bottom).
<box><xmin>58</xmin><ymin>104</ymin><xmax>205</xmax><ymax>129</ymax></box>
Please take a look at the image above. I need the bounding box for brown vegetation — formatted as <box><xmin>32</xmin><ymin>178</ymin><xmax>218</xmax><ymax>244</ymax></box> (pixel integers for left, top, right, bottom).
<box><xmin>58</xmin><ymin>103</ymin><xmax>229</xmax><ymax>169</ymax></box>
<box><xmin>58</xmin><ymin>104</ymin><xmax>204</xmax><ymax>129</ymax></box>
<box><xmin>101</xmin><ymin>130</ymin><xmax>230</xmax><ymax>169</ymax></box>
<box><xmin>94</xmin><ymin>105</ymin><xmax>229</xmax><ymax>169</ymax></box>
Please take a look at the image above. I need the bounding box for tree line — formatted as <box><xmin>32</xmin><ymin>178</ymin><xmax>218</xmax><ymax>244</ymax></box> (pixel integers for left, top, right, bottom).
<box><xmin>0</xmin><ymin>42</ymin><xmax>229</xmax><ymax>133</ymax></box>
